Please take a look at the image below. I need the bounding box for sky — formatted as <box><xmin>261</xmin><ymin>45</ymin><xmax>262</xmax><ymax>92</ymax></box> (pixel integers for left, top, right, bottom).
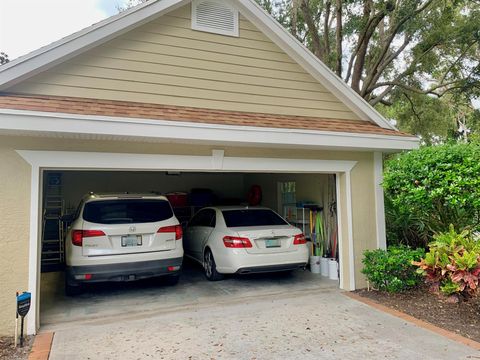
<box><xmin>0</xmin><ymin>0</ymin><xmax>131</xmax><ymax>61</ymax></box>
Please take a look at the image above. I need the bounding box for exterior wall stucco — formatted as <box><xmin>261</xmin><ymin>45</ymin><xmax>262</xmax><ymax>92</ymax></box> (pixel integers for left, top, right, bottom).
<box><xmin>0</xmin><ymin>143</ymin><xmax>31</xmax><ymax>336</ymax></box>
<box><xmin>0</xmin><ymin>135</ymin><xmax>380</xmax><ymax>334</ymax></box>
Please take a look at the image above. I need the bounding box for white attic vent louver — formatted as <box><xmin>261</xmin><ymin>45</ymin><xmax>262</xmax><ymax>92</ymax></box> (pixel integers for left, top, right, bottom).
<box><xmin>192</xmin><ymin>0</ymin><xmax>239</xmax><ymax>37</ymax></box>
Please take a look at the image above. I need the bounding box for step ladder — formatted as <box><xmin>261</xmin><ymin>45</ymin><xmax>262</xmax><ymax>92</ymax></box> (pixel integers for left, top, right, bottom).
<box><xmin>41</xmin><ymin>173</ymin><xmax>65</xmax><ymax>273</ymax></box>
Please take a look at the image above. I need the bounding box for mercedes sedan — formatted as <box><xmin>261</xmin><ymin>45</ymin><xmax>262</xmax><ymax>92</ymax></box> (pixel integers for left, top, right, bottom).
<box><xmin>183</xmin><ymin>206</ymin><xmax>309</xmax><ymax>280</ymax></box>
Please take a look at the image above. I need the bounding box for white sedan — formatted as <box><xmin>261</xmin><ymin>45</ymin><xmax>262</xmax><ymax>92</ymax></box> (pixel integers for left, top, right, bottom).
<box><xmin>183</xmin><ymin>206</ymin><xmax>309</xmax><ymax>280</ymax></box>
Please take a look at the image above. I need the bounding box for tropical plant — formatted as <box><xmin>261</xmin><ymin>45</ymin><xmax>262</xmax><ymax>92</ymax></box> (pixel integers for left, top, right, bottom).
<box><xmin>413</xmin><ymin>225</ymin><xmax>480</xmax><ymax>299</ymax></box>
<box><xmin>362</xmin><ymin>245</ymin><xmax>425</xmax><ymax>292</ymax></box>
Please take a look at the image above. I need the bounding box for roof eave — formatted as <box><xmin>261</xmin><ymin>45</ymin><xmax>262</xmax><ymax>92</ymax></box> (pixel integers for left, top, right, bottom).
<box><xmin>0</xmin><ymin>108</ymin><xmax>419</xmax><ymax>152</ymax></box>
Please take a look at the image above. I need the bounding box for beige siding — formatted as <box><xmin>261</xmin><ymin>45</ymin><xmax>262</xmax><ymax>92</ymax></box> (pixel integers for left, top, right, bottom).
<box><xmin>350</xmin><ymin>153</ymin><xmax>377</xmax><ymax>288</ymax></box>
<box><xmin>0</xmin><ymin>143</ymin><xmax>31</xmax><ymax>335</ymax></box>
<box><xmin>9</xmin><ymin>5</ymin><xmax>361</xmax><ymax>120</ymax></box>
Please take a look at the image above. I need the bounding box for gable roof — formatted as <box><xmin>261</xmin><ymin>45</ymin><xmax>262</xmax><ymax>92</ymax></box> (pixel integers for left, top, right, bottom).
<box><xmin>0</xmin><ymin>94</ymin><xmax>412</xmax><ymax>137</ymax></box>
<box><xmin>0</xmin><ymin>0</ymin><xmax>397</xmax><ymax>131</ymax></box>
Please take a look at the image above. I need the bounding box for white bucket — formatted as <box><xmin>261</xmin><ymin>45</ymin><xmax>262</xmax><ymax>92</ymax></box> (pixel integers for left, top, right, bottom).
<box><xmin>320</xmin><ymin>257</ymin><xmax>329</xmax><ymax>276</ymax></box>
<box><xmin>310</xmin><ymin>256</ymin><xmax>321</xmax><ymax>274</ymax></box>
<box><xmin>328</xmin><ymin>259</ymin><xmax>339</xmax><ymax>280</ymax></box>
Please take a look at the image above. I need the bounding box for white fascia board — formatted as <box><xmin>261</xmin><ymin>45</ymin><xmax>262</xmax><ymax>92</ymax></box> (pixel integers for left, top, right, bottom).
<box><xmin>0</xmin><ymin>0</ymin><xmax>189</xmax><ymax>90</ymax></box>
<box><xmin>0</xmin><ymin>109</ymin><xmax>419</xmax><ymax>151</ymax></box>
<box><xmin>235</xmin><ymin>0</ymin><xmax>397</xmax><ymax>131</ymax></box>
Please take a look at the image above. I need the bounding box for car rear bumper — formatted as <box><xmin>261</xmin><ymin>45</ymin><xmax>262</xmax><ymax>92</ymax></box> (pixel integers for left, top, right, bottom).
<box><xmin>215</xmin><ymin>245</ymin><xmax>309</xmax><ymax>274</ymax></box>
<box><xmin>235</xmin><ymin>262</ymin><xmax>306</xmax><ymax>274</ymax></box>
<box><xmin>66</xmin><ymin>257</ymin><xmax>183</xmax><ymax>284</ymax></box>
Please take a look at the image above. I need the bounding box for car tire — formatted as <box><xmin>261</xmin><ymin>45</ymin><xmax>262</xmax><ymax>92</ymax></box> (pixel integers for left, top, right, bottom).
<box><xmin>204</xmin><ymin>249</ymin><xmax>224</xmax><ymax>281</ymax></box>
<box><xmin>65</xmin><ymin>279</ymin><xmax>83</xmax><ymax>296</ymax></box>
<box><xmin>164</xmin><ymin>273</ymin><xmax>180</xmax><ymax>286</ymax></box>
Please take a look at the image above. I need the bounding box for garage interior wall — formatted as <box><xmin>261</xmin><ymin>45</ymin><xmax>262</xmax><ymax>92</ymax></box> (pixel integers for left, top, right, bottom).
<box><xmin>243</xmin><ymin>173</ymin><xmax>331</xmax><ymax>212</ymax></box>
<box><xmin>59</xmin><ymin>171</ymin><xmax>247</xmax><ymax>213</ymax></box>
<box><xmin>54</xmin><ymin>171</ymin><xmax>333</xmax><ymax>219</ymax></box>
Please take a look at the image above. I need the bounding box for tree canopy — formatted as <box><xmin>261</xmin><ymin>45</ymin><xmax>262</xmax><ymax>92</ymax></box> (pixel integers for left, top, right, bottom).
<box><xmin>257</xmin><ymin>0</ymin><xmax>480</xmax><ymax>142</ymax></box>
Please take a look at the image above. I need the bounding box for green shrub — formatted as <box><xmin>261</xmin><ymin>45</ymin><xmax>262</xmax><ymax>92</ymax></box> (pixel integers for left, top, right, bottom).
<box><xmin>413</xmin><ymin>225</ymin><xmax>480</xmax><ymax>298</ymax></box>
<box><xmin>383</xmin><ymin>141</ymin><xmax>480</xmax><ymax>248</ymax></box>
<box><xmin>362</xmin><ymin>246</ymin><xmax>425</xmax><ymax>292</ymax></box>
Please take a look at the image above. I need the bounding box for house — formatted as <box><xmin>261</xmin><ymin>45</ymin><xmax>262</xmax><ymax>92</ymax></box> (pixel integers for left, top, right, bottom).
<box><xmin>0</xmin><ymin>0</ymin><xmax>418</xmax><ymax>336</ymax></box>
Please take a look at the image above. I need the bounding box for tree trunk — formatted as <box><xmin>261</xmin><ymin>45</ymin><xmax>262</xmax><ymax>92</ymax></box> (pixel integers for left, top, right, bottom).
<box><xmin>324</xmin><ymin>0</ymin><xmax>332</xmax><ymax>56</ymax></box>
<box><xmin>335</xmin><ymin>0</ymin><xmax>342</xmax><ymax>77</ymax></box>
<box><xmin>300</xmin><ymin>0</ymin><xmax>324</xmax><ymax>60</ymax></box>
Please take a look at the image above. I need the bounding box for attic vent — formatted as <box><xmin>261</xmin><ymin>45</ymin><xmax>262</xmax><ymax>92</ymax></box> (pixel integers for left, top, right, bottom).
<box><xmin>192</xmin><ymin>0</ymin><xmax>239</xmax><ymax>37</ymax></box>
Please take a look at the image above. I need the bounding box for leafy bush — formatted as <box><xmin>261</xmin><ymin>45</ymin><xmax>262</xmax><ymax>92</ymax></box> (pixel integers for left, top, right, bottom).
<box><xmin>362</xmin><ymin>246</ymin><xmax>425</xmax><ymax>292</ymax></box>
<box><xmin>383</xmin><ymin>141</ymin><xmax>480</xmax><ymax>247</ymax></box>
<box><xmin>413</xmin><ymin>225</ymin><xmax>480</xmax><ymax>298</ymax></box>
<box><xmin>384</xmin><ymin>196</ymin><xmax>429</xmax><ymax>248</ymax></box>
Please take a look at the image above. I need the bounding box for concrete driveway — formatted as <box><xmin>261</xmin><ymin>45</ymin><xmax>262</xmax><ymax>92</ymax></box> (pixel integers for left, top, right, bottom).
<box><xmin>40</xmin><ymin>260</ymin><xmax>338</xmax><ymax>328</ymax></box>
<box><xmin>45</xmin><ymin>275</ymin><xmax>478</xmax><ymax>359</ymax></box>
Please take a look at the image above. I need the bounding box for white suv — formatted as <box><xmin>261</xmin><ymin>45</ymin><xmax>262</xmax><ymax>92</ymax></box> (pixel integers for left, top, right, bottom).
<box><xmin>64</xmin><ymin>193</ymin><xmax>183</xmax><ymax>295</ymax></box>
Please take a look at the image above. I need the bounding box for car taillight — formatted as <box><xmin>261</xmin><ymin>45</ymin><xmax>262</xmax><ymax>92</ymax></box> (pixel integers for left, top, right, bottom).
<box><xmin>157</xmin><ymin>225</ymin><xmax>183</xmax><ymax>240</ymax></box>
<box><xmin>223</xmin><ymin>236</ymin><xmax>252</xmax><ymax>248</ymax></box>
<box><xmin>71</xmin><ymin>229</ymin><xmax>105</xmax><ymax>246</ymax></box>
<box><xmin>293</xmin><ymin>234</ymin><xmax>307</xmax><ymax>245</ymax></box>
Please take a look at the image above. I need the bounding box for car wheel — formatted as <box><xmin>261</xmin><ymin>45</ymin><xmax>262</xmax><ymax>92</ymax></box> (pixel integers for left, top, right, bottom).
<box><xmin>65</xmin><ymin>279</ymin><xmax>83</xmax><ymax>296</ymax></box>
<box><xmin>204</xmin><ymin>249</ymin><xmax>224</xmax><ymax>281</ymax></box>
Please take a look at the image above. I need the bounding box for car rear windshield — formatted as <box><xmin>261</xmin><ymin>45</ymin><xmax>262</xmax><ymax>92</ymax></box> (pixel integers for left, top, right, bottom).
<box><xmin>83</xmin><ymin>199</ymin><xmax>173</xmax><ymax>224</ymax></box>
<box><xmin>222</xmin><ymin>209</ymin><xmax>288</xmax><ymax>227</ymax></box>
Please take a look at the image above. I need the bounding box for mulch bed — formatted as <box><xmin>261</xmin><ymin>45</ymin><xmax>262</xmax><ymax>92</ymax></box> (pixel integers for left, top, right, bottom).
<box><xmin>0</xmin><ymin>336</ymin><xmax>34</xmax><ymax>360</ymax></box>
<box><xmin>355</xmin><ymin>285</ymin><xmax>480</xmax><ymax>343</ymax></box>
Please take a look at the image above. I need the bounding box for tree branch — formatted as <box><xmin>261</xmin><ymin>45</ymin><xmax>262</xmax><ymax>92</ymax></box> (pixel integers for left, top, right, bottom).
<box><xmin>439</xmin><ymin>41</ymin><xmax>477</xmax><ymax>84</ymax></box>
<box><xmin>361</xmin><ymin>0</ymin><xmax>435</xmax><ymax>96</ymax></box>
<box><xmin>345</xmin><ymin>3</ymin><xmax>383</xmax><ymax>83</ymax></box>
<box><xmin>300</xmin><ymin>0</ymin><xmax>324</xmax><ymax>59</ymax></box>
<box><xmin>351</xmin><ymin>2</ymin><xmax>387</xmax><ymax>92</ymax></box>
<box><xmin>364</xmin><ymin>35</ymin><xmax>412</xmax><ymax>96</ymax></box>
<box><xmin>403</xmin><ymin>92</ymin><xmax>422</xmax><ymax>123</ymax></box>
<box><xmin>367</xmin><ymin>41</ymin><xmax>442</xmax><ymax>104</ymax></box>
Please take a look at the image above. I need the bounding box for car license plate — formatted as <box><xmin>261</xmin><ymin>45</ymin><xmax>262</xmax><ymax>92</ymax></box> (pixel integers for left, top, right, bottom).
<box><xmin>265</xmin><ymin>239</ymin><xmax>281</xmax><ymax>248</ymax></box>
<box><xmin>121</xmin><ymin>235</ymin><xmax>142</xmax><ymax>247</ymax></box>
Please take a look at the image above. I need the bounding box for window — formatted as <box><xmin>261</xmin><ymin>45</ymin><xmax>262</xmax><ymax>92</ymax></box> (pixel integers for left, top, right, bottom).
<box><xmin>83</xmin><ymin>199</ymin><xmax>173</xmax><ymax>224</ymax></box>
<box><xmin>189</xmin><ymin>209</ymin><xmax>216</xmax><ymax>227</ymax></box>
<box><xmin>192</xmin><ymin>0</ymin><xmax>239</xmax><ymax>37</ymax></box>
<box><xmin>222</xmin><ymin>209</ymin><xmax>288</xmax><ymax>228</ymax></box>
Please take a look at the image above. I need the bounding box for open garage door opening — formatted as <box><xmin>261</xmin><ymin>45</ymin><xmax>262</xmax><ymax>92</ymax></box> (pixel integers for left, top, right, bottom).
<box><xmin>39</xmin><ymin>170</ymin><xmax>340</xmax><ymax>330</ymax></box>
